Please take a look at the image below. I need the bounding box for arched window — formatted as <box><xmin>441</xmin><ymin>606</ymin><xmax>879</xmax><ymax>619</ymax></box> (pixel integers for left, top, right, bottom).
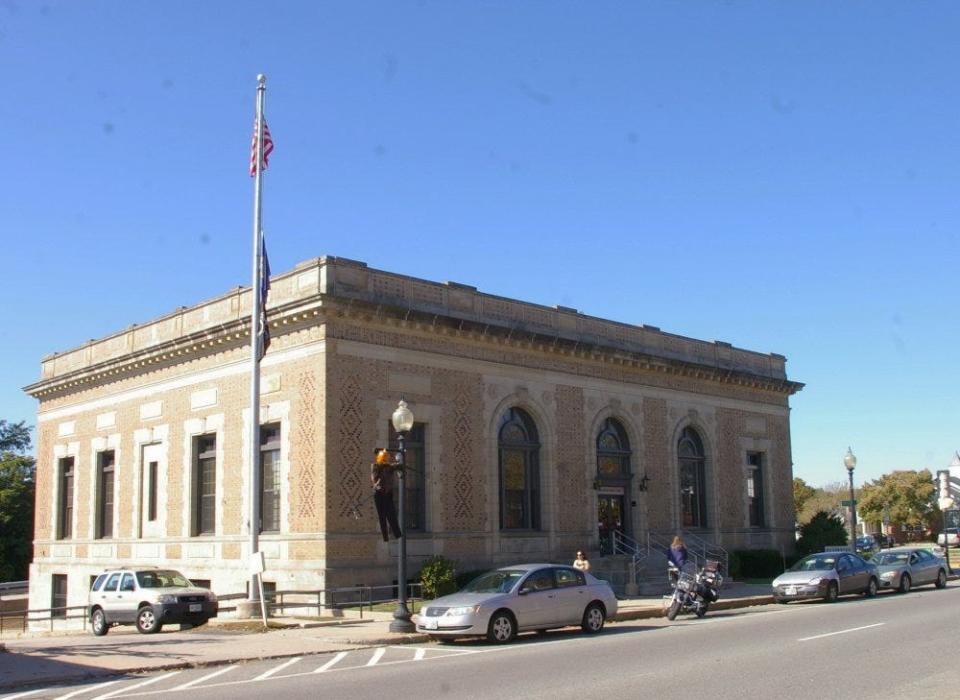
<box><xmin>499</xmin><ymin>408</ymin><xmax>541</xmax><ymax>530</ymax></box>
<box><xmin>596</xmin><ymin>418</ymin><xmax>631</xmax><ymax>478</ymax></box>
<box><xmin>678</xmin><ymin>427</ymin><xmax>707</xmax><ymax>528</ymax></box>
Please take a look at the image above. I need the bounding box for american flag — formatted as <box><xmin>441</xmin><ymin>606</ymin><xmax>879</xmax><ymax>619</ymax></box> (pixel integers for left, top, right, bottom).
<box><xmin>249</xmin><ymin>118</ymin><xmax>274</xmax><ymax>176</ymax></box>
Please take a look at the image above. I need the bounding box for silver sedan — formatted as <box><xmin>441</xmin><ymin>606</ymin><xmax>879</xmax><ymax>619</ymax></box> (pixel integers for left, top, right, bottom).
<box><xmin>414</xmin><ymin>563</ymin><xmax>618</xmax><ymax>644</ymax></box>
<box><xmin>872</xmin><ymin>547</ymin><xmax>948</xmax><ymax>593</ymax></box>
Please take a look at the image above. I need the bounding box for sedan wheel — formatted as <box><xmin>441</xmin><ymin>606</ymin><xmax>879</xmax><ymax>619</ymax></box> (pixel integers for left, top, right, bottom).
<box><xmin>898</xmin><ymin>574</ymin><xmax>911</xmax><ymax>594</ymax></box>
<box><xmin>91</xmin><ymin>609</ymin><xmax>108</xmax><ymax>636</ymax></box>
<box><xmin>136</xmin><ymin>606</ymin><xmax>162</xmax><ymax>634</ymax></box>
<box><xmin>581</xmin><ymin>603</ymin><xmax>605</xmax><ymax>633</ymax></box>
<box><xmin>864</xmin><ymin>578</ymin><xmax>878</xmax><ymax>597</ymax></box>
<box><xmin>486</xmin><ymin>611</ymin><xmax>516</xmax><ymax>644</ymax></box>
<box><xmin>935</xmin><ymin>569</ymin><xmax>947</xmax><ymax>589</ymax></box>
<box><xmin>824</xmin><ymin>581</ymin><xmax>839</xmax><ymax>603</ymax></box>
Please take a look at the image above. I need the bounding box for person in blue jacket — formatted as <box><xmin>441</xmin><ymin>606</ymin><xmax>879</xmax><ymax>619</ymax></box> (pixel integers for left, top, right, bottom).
<box><xmin>667</xmin><ymin>535</ymin><xmax>688</xmax><ymax>585</ymax></box>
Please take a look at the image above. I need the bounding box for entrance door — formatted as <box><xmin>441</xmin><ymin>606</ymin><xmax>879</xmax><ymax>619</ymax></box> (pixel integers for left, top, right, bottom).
<box><xmin>597</xmin><ymin>495</ymin><xmax>625</xmax><ymax>555</ymax></box>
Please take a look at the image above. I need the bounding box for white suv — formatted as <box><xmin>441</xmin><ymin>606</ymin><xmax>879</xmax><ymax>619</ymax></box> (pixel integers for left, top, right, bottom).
<box><xmin>89</xmin><ymin>568</ymin><xmax>218</xmax><ymax>635</ymax></box>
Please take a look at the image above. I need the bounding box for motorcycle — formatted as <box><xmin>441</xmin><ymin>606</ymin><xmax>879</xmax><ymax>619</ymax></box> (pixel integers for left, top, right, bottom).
<box><xmin>666</xmin><ymin>559</ymin><xmax>722</xmax><ymax>620</ymax></box>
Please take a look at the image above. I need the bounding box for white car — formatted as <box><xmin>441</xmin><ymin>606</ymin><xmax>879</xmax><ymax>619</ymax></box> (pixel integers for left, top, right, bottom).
<box><xmin>937</xmin><ymin>528</ymin><xmax>959</xmax><ymax>547</ymax></box>
<box><xmin>415</xmin><ymin>563</ymin><xmax>618</xmax><ymax>643</ymax></box>
<box><xmin>89</xmin><ymin>568</ymin><xmax>218</xmax><ymax>635</ymax></box>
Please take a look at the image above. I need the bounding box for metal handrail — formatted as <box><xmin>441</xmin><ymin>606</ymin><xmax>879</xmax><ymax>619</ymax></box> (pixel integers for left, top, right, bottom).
<box><xmin>680</xmin><ymin>530</ymin><xmax>729</xmax><ymax>577</ymax></box>
<box><xmin>611</xmin><ymin>530</ymin><xmax>647</xmax><ymax>590</ymax></box>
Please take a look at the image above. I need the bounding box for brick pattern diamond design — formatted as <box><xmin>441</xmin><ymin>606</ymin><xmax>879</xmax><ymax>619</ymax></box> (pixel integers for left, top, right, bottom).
<box><xmin>335</xmin><ymin>373</ymin><xmax>365</xmax><ymax>522</ymax></box>
<box><xmin>555</xmin><ymin>385</ymin><xmax>586</xmax><ymax>531</ymax></box>
<box><xmin>292</xmin><ymin>369</ymin><xmax>319</xmax><ymax>529</ymax></box>
<box><xmin>445</xmin><ymin>376</ymin><xmax>483</xmax><ymax>530</ymax></box>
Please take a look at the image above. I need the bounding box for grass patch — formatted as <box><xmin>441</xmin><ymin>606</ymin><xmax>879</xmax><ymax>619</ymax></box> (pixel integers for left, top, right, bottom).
<box><xmin>335</xmin><ymin>600</ymin><xmax>423</xmax><ymax>614</ymax></box>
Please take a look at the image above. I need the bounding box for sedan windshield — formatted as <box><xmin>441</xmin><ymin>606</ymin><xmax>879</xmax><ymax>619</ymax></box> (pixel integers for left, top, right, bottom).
<box><xmin>872</xmin><ymin>552</ymin><xmax>909</xmax><ymax>566</ymax></box>
<box><xmin>790</xmin><ymin>555</ymin><xmax>837</xmax><ymax>572</ymax></box>
<box><xmin>136</xmin><ymin>570</ymin><xmax>193</xmax><ymax>588</ymax></box>
<box><xmin>462</xmin><ymin>570</ymin><xmax>525</xmax><ymax>594</ymax></box>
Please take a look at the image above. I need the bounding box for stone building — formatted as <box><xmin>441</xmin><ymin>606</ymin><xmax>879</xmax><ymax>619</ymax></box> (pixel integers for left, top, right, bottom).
<box><xmin>25</xmin><ymin>256</ymin><xmax>803</xmax><ymax>615</ymax></box>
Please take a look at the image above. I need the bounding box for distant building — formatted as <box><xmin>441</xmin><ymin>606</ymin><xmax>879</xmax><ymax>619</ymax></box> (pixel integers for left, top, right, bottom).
<box><xmin>25</xmin><ymin>256</ymin><xmax>803</xmax><ymax>619</ymax></box>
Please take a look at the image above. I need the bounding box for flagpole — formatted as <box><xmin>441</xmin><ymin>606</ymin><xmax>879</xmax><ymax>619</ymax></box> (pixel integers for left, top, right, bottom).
<box><xmin>248</xmin><ymin>73</ymin><xmax>267</xmax><ymax>611</ymax></box>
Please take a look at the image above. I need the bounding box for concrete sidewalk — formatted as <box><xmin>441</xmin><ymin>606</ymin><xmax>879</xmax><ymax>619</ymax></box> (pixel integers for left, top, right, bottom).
<box><xmin>0</xmin><ymin>583</ymin><xmax>773</xmax><ymax>691</ymax></box>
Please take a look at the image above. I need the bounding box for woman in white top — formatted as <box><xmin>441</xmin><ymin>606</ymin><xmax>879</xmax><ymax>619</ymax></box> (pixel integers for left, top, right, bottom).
<box><xmin>573</xmin><ymin>550</ymin><xmax>591</xmax><ymax>572</ymax></box>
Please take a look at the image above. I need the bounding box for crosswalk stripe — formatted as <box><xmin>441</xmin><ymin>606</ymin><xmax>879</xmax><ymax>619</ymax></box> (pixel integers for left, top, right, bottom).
<box><xmin>414</xmin><ymin>648</ymin><xmax>426</xmax><ymax>661</ymax></box>
<box><xmin>254</xmin><ymin>657</ymin><xmax>301</xmax><ymax>681</ymax></box>
<box><xmin>169</xmin><ymin>665</ymin><xmax>238</xmax><ymax>690</ymax></box>
<box><xmin>313</xmin><ymin>651</ymin><xmax>348</xmax><ymax>673</ymax></box>
<box><xmin>365</xmin><ymin>648</ymin><xmax>386</xmax><ymax>667</ymax></box>
<box><xmin>3</xmin><ymin>688</ymin><xmax>45</xmax><ymax>700</ymax></box>
<box><xmin>54</xmin><ymin>681</ymin><xmax>120</xmax><ymax>700</ymax></box>
<box><xmin>90</xmin><ymin>671</ymin><xmax>180</xmax><ymax>700</ymax></box>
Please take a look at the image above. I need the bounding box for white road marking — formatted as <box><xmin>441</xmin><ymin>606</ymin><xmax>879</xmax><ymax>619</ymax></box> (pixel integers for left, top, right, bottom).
<box><xmin>169</xmin><ymin>665</ymin><xmax>237</xmax><ymax>690</ymax></box>
<box><xmin>313</xmin><ymin>651</ymin><xmax>348</xmax><ymax>673</ymax></box>
<box><xmin>254</xmin><ymin>657</ymin><xmax>301</xmax><ymax>681</ymax></box>
<box><xmin>90</xmin><ymin>671</ymin><xmax>180</xmax><ymax>699</ymax></box>
<box><xmin>414</xmin><ymin>648</ymin><xmax>426</xmax><ymax>661</ymax></box>
<box><xmin>3</xmin><ymin>688</ymin><xmax>46</xmax><ymax>700</ymax></box>
<box><xmin>365</xmin><ymin>648</ymin><xmax>386</xmax><ymax>667</ymax></box>
<box><xmin>798</xmin><ymin>622</ymin><xmax>885</xmax><ymax>642</ymax></box>
<box><xmin>54</xmin><ymin>681</ymin><xmax>120</xmax><ymax>700</ymax></box>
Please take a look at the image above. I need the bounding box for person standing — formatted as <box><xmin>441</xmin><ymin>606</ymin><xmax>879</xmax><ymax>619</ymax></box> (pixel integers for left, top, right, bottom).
<box><xmin>667</xmin><ymin>535</ymin><xmax>688</xmax><ymax>585</ymax></box>
<box><xmin>573</xmin><ymin>550</ymin><xmax>591</xmax><ymax>572</ymax></box>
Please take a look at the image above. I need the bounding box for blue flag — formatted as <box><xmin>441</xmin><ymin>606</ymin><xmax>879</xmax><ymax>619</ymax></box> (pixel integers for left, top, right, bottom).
<box><xmin>257</xmin><ymin>234</ymin><xmax>271</xmax><ymax>360</ymax></box>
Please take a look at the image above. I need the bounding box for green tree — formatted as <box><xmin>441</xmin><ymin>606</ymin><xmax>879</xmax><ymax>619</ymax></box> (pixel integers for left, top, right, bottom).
<box><xmin>0</xmin><ymin>420</ymin><xmax>36</xmax><ymax>582</ymax></box>
<box><xmin>798</xmin><ymin>481</ymin><xmax>851</xmax><ymax>524</ymax></box>
<box><xmin>796</xmin><ymin>510</ymin><xmax>848</xmax><ymax>555</ymax></box>
<box><xmin>857</xmin><ymin>469</ymin><xmax>935</xmax><ymax>530</ymax></box>
<box><xmin>793</xmin><ymin>478</ymin><xmax>817</xmax><ymax>518</ymax></box>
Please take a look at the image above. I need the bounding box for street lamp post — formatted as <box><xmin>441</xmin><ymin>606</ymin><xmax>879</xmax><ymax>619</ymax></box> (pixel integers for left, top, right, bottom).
<box><xmin>844</xmin><ymin>447</ymin><xmax>858</xmax><ymax>551</ymax></box>
<box><xmin>939</xmin><ymin>496</ymin><xmax>954</xmax><ymax>574</ymax></box>
<box><xmin>389</xmin><ymin>399</ymin><xmax>416</xmax><ymax>633</ymax></box>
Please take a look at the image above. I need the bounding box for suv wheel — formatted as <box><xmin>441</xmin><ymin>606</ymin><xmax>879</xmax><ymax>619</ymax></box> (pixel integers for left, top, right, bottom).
<box><xmin>91</xmin><ymin>608</ymin><xmax>109</xmax><ymax>636</ymax></box>
<box><xmin>136</xmin><ymin>605</ymin><xmax>163</xmax><ymax>634</ymax></box>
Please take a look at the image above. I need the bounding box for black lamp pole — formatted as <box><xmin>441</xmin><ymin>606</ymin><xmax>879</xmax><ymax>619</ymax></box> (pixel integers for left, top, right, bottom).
<box><xmin>390</xmin><ymin>400</ymin><xmax>415</xmax><ymax>633</ymax></box>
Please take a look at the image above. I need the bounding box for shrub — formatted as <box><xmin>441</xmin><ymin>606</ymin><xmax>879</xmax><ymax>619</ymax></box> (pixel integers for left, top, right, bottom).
<box><xmin>730</xmin><ymin>549</ymin><xmax>784</xmax><ymax>579</ymax></box>
<box><xmin>416</xmin><ymin>555</ymin><xmax>458</xmax><ymax>599</ymax></box>
<box><xmin>797</xmin><ymin>510</ymin><xmax>849</xmax><ymax>555</ymax></box>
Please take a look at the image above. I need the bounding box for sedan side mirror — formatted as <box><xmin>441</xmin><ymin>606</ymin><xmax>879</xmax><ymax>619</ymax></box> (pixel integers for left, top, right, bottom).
<box><xmin>518</xmin><ymin>587</ymin><xmax>530</xmax><ymax>596</ymax></box>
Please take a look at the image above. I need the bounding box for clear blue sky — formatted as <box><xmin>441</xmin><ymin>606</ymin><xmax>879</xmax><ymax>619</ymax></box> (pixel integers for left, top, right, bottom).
<box><xmin>3</xmin><ymin>1</ymin><xmax>958</xmax><ymax>488</ymax></box>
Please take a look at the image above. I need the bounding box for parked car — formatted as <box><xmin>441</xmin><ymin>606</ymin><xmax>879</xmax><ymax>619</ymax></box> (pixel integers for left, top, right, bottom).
<box><xmin>89</xmin><ymin>568</ymin><xmax>218</xmax><ymax>635</ymax></box>
<box><xmin>772</xmin><ymin>552</ymin><xmax>878</xmax><ymax>603</ymax></box>
<box><xmin>937</xmin><ymin>528</ymin><xmax>960</xmax><ymax>547</ymax></box>
<box><xmin>872</xmin><ymin>547</ymin><xmax>949</xmax><ymax>593</ymax></box>
<box><xmin>414</xmin><ymin>563</ymin><xmax>617</xmax><ymax>644</ymax></box>
<box><xmin>855</xmin><ymin>535</ymin><xmax>880</xmax><ymax>556</ymax></box>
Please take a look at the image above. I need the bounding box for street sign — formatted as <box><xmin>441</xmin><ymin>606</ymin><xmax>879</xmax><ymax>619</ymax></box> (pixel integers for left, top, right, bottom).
<box><xmin>841</xmin><ymin>499</ymin><xmax>857</xmax><ymax>507</ymax></box>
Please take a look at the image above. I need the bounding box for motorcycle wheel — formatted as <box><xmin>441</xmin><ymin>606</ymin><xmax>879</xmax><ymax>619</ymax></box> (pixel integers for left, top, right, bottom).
<box><xmin>695</xmin><ymin>601</ymin><xmax>709</xmax><ymax>618</ymax></box>
<box><xmin>666</xmin><ymin>598</ymin><xmax>681</xmax><ymax>620</ymax></box>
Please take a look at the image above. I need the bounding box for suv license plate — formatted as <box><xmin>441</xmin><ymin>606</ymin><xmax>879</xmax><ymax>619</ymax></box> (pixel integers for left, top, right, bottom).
<box><xmin>189</xmin><ymin>603</ymin><xmax>202</xmax><ymax>612</ymax></box>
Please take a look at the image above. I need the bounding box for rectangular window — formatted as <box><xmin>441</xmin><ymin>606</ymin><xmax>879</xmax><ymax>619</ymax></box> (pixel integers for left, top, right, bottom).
<box><xmin>147</xmin><ymin>460</ymin><xmax>158</xmax><ymax>522</ymax></box>
<box><xmin>388</xmin><ymin>422</ymin><xmax>426</xmax><ymax>532</ymax></box>
<box><xmin>51</xmin><ymin>574</ymin><xmax>67</xmax><ymax>619</ymax></box>
<box><xmin>192</xmin><ymin>435</ymin><xmax>217</xmax><ymax>536</ymax></box>
<box><xmin>747</xmin><ymin>452</ymin><xmax>765</xmax><ymax>527</ymax></box>
<box><xmin>191</xmin><ymin>579</ymin><xmax>212</xmax><ymax>590</ymax></box>
<box><xmin>95</xmin><ymin>451</ymin><xmax>115</xmax><ymax>539</ymax></box>
<box><xmin>260</xmin><ymin>424</ymin><xmax>281</xmax><ymax>533</ymax></box>
<box><xmin>57</xmin><ymin>457</ymin><xmax>74</xmax><ymax>539</ymax></box>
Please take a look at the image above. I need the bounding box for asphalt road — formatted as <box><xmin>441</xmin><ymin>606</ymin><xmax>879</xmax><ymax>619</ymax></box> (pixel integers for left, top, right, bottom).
<box><xmin>6</xmin><ymin>585</ymin><xmax>959</xmax><ymax>700</ymax></box>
